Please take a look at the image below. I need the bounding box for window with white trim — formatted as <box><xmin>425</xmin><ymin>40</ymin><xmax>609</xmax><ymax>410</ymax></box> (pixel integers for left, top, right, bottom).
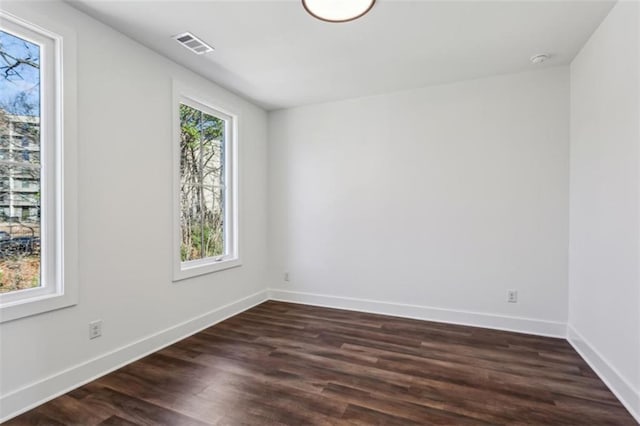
<box><xmin>0</xmin><ymin>11</ymin><xmax>76</xmax><ymax>323</ymax></box>
<box><xmin>173</xmin><ymin>90</ymin><xmax>239</xmax><ymax>281</ymax></box>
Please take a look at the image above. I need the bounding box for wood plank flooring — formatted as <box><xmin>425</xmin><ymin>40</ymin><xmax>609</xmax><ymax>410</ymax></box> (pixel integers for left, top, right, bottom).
<box><xmin>7</xmin><ymin>301</ymin><xmax>636</xmax><ymax>425</ymax></box>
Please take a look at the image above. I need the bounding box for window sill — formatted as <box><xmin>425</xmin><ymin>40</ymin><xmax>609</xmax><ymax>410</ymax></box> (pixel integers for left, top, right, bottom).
<box><xmin>0</xmin><ymin>288</ymin><xmax>77</xmax><ymax>323</ymax></box>
<box><xmin>173</xmin><ymin>257</ymin><xmax>241</xmax><ymax>282</ymax></box>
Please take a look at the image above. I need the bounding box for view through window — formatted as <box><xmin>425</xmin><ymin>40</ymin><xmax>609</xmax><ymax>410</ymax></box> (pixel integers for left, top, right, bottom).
<box><xmin>0</xmin><ymin>29</ymin><xmax>41</xmax><ymax>294</ymax></box>
<box><xmin>179</xmin><ymin>102</ymin><xmax>226</xmax><ymax>263</ymax></box>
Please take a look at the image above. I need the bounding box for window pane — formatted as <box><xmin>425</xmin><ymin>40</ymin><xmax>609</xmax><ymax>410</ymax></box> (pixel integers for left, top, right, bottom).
<box><xmin>179</xmin><ymin>104</ymin><xmax>227</xmax><ymax>263</ymax></box>
<box><xmin>0</xmin><ymin>30</ymin><xmax>41</xmax><ymax>294</ymax></box>
<box><xmin>0</xmin><ymin>163</ymin><xmax>42</xmax><ymax>293</ymax></box>
<box><xmin>0</xmin><ymin>30</ymin><xmax>40</xmax><ymax>117</ymax></box>
<box><xmin>179</xmin><ymin>103</ymin><xmax>202</xmax><ymax>261</ymax></box>
<box><xmin>201</xmin><ymin>113</ymin><xmax>224</xmax><ymax>258</ymax></box>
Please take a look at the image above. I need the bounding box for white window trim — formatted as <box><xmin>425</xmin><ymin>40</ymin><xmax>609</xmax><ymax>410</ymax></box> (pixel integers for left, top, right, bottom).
<box><xmin>0</xmin><ymin>9</ymin><xmax>77</xmax><ymax>323</ymax></box>
<box><xmin>172</xmin><ymin>81</ymin><xmax>240</xmax><ymax>281</ymax></box>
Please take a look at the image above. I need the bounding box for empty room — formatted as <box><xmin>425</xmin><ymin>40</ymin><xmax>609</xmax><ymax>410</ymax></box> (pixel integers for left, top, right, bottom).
<box><xmin>0</xmin><ymin>0</ymin><xmax>638</xmax><ymax>424</ymax></box>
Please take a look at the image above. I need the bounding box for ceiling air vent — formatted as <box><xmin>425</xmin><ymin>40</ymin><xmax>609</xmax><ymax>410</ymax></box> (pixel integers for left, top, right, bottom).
<box><xmin>173</xmin><ymin>32</ymin><xmax>214</xmax><ymax>55</ymax></box>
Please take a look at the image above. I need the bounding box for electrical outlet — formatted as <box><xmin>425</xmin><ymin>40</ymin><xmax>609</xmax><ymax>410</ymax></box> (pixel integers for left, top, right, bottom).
<box><xmin>284</xmin><ymin>272</ymin><xmax>290</xmax><ymax>282</ymax></box>
<box><xmin>507</xmin><ymin>290</ymin><xmax>518</xmax><ymax>303</ymax></box>
<box><xmin>89</xmin><ymin>320</ymin><xmax>102</xmax><ymax>339</ymax></box>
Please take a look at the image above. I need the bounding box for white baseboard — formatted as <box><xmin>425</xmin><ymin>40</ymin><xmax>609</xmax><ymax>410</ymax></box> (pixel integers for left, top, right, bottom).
<box><xmin>0</xmin><ymin>289</ymin><xmax>269</xmax><ymax>423</ymax></box>
<box><xmin>268</xmin><ymin>288</ymin><xmax>567</xmax><ymax>338</ymax></box>
<box><xmin>567</xmin><ymin>325</ymin><xmax>640</xmax><ymax>423</ymax></box>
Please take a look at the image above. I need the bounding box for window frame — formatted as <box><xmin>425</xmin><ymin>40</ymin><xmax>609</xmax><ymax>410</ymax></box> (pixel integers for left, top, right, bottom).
<box><xmin>0</xmin><ymin>10</ymin><xmax>77</xmax><ymax>323</ymax></box>
<box><xmin>172</xmin><ymin>82</ymin><xmax>240</xmax><ymax>281</ymax></box>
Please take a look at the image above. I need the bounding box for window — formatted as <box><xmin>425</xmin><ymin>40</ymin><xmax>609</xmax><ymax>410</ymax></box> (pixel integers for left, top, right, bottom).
<box><xmin>0</xmin><ymin>10</ymin><xmax>77</xmax><ymax>323</ymax></box>
<box><xmin>173</xmin><ymin>87</ymin><xmax>238</xmax><ymax>281</ymax></box>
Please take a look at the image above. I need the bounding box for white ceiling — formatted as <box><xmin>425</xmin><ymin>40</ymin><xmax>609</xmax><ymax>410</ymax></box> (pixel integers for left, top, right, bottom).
<box><xmin>68</xmin><ymin>0</ymin><xmax>614</xmax><ymax>110</ymax></box>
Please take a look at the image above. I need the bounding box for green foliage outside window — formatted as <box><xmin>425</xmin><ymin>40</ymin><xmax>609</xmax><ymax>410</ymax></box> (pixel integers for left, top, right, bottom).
<box><xmin>179</xmin><ymin>103</ymin><xmax>225</xmax><ymax>262</ymax></box>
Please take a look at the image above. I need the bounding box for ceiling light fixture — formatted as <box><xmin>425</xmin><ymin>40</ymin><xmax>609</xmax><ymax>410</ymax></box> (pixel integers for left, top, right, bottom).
<box><xmin>302</xmin><ymin>0</ymin><xmax>376</xmax><ymax>23</ymax></box>
<box><xmin>530</xmin><ymin>53</ymin><xmax>549</xmax><ymax>64</ymax></box>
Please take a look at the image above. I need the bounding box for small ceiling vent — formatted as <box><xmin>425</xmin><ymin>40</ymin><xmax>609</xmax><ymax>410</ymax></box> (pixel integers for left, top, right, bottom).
<box><xmin>173</xmin><ymin>32</ymin><xmax>214</xmax><ymax>55</ymax></box>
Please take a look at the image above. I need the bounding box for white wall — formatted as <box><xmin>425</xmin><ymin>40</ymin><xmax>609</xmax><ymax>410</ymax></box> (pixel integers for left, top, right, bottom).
<box><xmin>0</xmin><ymin>1</ymin><xmax>268</xmax><ymax>420</ymax></box>
<box><xmin>268</xmin><ymin>68</ymin><xmax>570</xmax><ymax>335</ymax></box>
<box><xmin>568</xmin><ymin>1</ymin><xmax>640</xmax><ymax>419</ymax></box>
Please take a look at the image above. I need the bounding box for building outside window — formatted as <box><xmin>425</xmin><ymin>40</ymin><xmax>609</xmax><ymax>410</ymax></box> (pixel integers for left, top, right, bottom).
<box><xmin>0</xmin><ymin>30</ymin><xmax>42</xmax><ymax>294</ymax></box>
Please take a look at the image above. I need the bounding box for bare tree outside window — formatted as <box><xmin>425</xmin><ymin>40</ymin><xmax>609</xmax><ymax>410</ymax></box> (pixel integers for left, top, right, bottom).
<box><xmin>180</xmin><ymin>103</ymin><xmax>225</xmax><ymax>262</ymax></box>
<box><xmin>0</xmin><ymin>29</ymin><xmax>41</xmax><ymax>293</ymax></box>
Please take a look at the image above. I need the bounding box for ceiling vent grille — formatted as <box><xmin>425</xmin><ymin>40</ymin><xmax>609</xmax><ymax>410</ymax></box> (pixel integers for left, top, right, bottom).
<box><xmin>173</xmin><ymin>32</ymin><xmax>214</xmax><ymax>55</ymax></box>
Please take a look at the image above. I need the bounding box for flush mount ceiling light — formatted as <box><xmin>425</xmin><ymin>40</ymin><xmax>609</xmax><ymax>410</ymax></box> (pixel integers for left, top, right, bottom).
<box><xmin>302</xmin><ymin>0</ymin><xmax>376</xmax><ymax>23</ymax></box>
<box><xmin>530</xmin><ymin>53</ymin><xmax>549</xmax><ymax>64</ymax></box>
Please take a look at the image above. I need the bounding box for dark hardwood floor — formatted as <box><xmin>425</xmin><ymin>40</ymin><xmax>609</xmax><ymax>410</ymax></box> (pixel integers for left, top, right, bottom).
<box><xmin>7</xmin><ymin>301</ymin><xmax>636</xmax><ymax>425</ymax></box>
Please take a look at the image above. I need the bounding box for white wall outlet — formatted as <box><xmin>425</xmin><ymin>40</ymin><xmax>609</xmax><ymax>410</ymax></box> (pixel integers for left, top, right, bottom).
<box><xmin>507</xmin><ymin>290</ymin><xmax>518</xmax><ymax>303</ymax></box>
<box><xmin>284</xmin><ymin>272</ymin><xmax>290</xmax><ymax>282</ymax></box>
<box><xmin>89</xmin><ymin>320</ymin><xmax>102</xmax><ymax>339</ymax></box>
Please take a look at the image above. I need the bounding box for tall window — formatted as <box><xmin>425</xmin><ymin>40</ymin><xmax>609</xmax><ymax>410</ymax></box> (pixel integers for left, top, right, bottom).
<box><xmin>174</xmin><ymin>92</ymin><xmax>238</xmax><ymax>280</ymax></box>
<box><xmin>0</xmin><ymin>11</ymin><xmax>75</xmax><ymax>322</ymax></box>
